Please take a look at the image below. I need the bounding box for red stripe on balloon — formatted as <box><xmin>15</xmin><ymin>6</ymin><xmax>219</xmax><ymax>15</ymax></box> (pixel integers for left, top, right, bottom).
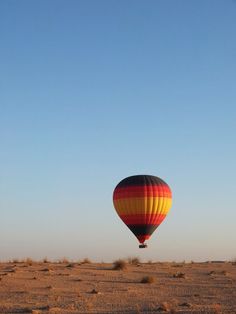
<box><xmin>136</xmin><ymin>235</ymin><xmax>150</xmax><ymax>243</ymax></box>
<box><xmin>113</xmin><ymin>185</ymin><xmax>171</xmax><ymax>200</ymax></box>
<box><xmin>120</xmin><ymin>214</ymin><xmax>166</xmax><ymax>225</ymax></box>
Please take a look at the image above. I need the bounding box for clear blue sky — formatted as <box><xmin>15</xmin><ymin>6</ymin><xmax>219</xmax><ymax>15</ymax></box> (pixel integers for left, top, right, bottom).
<box><xmin>1</xmin><ymin>0</ymin><xmax>235</xmax><ymax>262</ymax></box>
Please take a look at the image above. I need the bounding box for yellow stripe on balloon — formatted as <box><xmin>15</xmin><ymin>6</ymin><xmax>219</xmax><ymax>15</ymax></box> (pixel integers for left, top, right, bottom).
<box><xmin>113</xmin><ymin>197</ymin><xmax>172</xmax><ymax>216</ymax></box>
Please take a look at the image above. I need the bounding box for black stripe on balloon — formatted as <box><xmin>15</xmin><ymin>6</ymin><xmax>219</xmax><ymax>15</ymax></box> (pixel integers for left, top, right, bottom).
<box><xmin>127</xmin><ymin>224</ymin><xmax>159</xmax><ymax>237</ymax></box>
<box><xmin>116</xmin><ymin>175</ymin><xmax>167</xmax><ymax>188</ymax></box>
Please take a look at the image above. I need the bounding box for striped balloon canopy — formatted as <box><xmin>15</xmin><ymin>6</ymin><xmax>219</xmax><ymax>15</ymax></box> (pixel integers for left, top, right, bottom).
<box><xmin>113</xmin><ymin>175</ymin><xmax>172</xmax><ymax>247</ymax></box>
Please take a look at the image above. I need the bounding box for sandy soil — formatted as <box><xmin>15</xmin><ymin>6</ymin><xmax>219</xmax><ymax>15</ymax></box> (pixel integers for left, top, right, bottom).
<box><xmin>0</xmin><ymin>261</ymin><xmax>235</xmax><ymax>314</ymax></box>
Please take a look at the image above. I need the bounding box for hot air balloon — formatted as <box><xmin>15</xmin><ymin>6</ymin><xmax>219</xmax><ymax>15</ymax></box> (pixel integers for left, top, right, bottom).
<box><xmin>113</xmin><ymin>175</ymin><xmax>172</xmax><ymax>248</ymax></box>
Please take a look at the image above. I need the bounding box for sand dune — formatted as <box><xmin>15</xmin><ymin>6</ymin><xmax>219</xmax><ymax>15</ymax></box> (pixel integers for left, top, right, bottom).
<box><xmin>0</xmin><ymin>260</ymin><xmax>235</xmax><ymax>313</ymax></box>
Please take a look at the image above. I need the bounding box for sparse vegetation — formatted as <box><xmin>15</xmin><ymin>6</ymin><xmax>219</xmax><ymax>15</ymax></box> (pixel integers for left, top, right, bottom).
<box><xmin>113</xmin><ymin>259</ymin><xmax>127</xmax><ymax>270</ymax></box>
<box><xmin>0</xmin><ymin>260</ymin><xmax>235</xmax><ymax>313</ymax></box>
<box><xmin>140</xmin><ymin>275</ymin><xmax>155</xmax><ymax>284</ymax></box>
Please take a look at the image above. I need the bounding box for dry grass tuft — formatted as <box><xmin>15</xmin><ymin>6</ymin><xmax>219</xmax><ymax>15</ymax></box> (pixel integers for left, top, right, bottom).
<box><xmin>24</xmin><ymin>258</ymin><xmax>34</xmax><ymax>266</ymax></box>
<box><xmin>113</xmin><ymin>259</ymin><xmax>127</xmax><ymax>270</ymax></box>
<box><xmin>40</xmin><ymin>267</ymin><xmax>51</xmax><ymax>272</ymax></box>
<box><xmin>128</xmin><ymin>257</ymin><xmax>140</xmax><ymax>265</ymax></box>
<box><xmin>172</xmin><ymin>263</ymin><xmax>183</xmax><ymax>268</ymax></box>
<box><xmin>81</xmin><ymin>258</ymin><xmax>91</xmax><ymax>264</ymax></box>
<box><xmin>157</xmin><ymin>302</ymin><xmax>170</xmax><ymax>312</ymax></box>
<box><xmin>173</xmin><ymin>272</ymin><xmax>185</xmax><ymax>278</ymax></box>
<box><xmin>12</xmin><ymin>258</ymin><xmax>20</xmax><ymax>263</ymax></box>
<box><xmin>140</xmin><ymin>276</ymin><xmax>155</xmax><ymax>284</ymax></box>
<box><xmin>58</xmin><ymin>257</ymin><xmax>69</xmax><ymax>264</ymax></box>
<box><xmin>66</xmin><ymin>263</ymin><xmax>75</xmax><ymax>268</ymax></box>
<box><xmin>90</xmin><ymin>288</ymin><xmax>101</xmax><ymax>294</ymax></box>
<box><xmin>46</xmin><ymin>285</ymin><xmax>53</xmax><ymax>290</ymax></box>
<box><xmin>179</xmin><ymin>302</ymin><xmax>192</xmax><ymax>308</ymax></box>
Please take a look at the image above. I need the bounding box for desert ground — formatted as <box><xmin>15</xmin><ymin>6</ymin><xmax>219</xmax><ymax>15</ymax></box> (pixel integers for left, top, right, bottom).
<box><xmin>0</xmin><ymin>259</ymin><xmax>235</xmax><ymax>314</ymax></box>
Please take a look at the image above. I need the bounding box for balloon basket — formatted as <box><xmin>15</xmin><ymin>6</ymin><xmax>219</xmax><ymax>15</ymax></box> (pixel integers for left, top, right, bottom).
<box><xmin>139</xmin><ymin>243</ymin><xmax>148</xmax><ymax>248</ymax></box>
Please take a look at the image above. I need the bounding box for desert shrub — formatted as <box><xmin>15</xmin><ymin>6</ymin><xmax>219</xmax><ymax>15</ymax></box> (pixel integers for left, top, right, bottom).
<box><xmin>43</xmin><ymin>257</ymin><xmax>49</xmax><ymax>263</ymax></box>
<box><xmin>12</xmin><ymin>258</ymin><xmax>20</xmax><ymax>263</ymax></box>
<box><xmin>140</xmin><ymin>276</ymin><xmax>155</xmax><ymax>284</ymax></box>
<box><xmin>172</xmin><ymin>263</ymin><xmax>183</xmax><ymax>268</ymax></box>
<box><xmin>173</xmin><ymin>272</ymin><xmax>185</xmax><ymax>278</ymax></box>
<box><xmin>157</xmin><ymin>302</ymin><xmax>170</xmax><ymax>312</ymax></box>
<box><xmin>59</xmin><ymin>257</ymin><xmax>69</xmax><ymax>264</ymax></box>
<box><xmin>128</xmin><ymin>257</ymin><xmax>140</xmax><ymax>265</ymax></box>
<box><xmin>24</xmin><ymin>258</ymin><xmax>34</xmax><ymax>266</ymax></box>
<box><xmin>90</xmin><ymin>288</ymin><xmax>101</xmax><ymax>294</ymax></box>
<box><xmin>179</xmin><ymin>302</ymin><xmax>192</xmax><ymax>308</ymax></box>
<box><xmin>66</xmin><ymin>263</ymin><xmax>75</xmax><ymax>268</ymax></box>
<box><xmin>113</xmin><ymin>259</ymin><xmax>127</xmax><ymax>270</ymax></box>
<box><xmin>81</xmin><ymin>258</ymin><xmax>91</xmax><ymax>264</ymax></box>
<box><xmin>41</xmin><ymin>267</ymin><xmax>51</xmax><ymax>272</ymax></box>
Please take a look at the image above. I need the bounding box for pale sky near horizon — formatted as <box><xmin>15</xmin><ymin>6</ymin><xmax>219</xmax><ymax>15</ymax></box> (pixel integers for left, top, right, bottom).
<box><xmin>1</xmin><ymin>0</ymin><xmax>236</xmax><ymax>262</ymax></box>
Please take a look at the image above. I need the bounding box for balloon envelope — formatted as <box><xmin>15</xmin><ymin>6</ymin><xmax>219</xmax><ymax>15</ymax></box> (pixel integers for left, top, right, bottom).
<box><xmin>113</xmin><ymin>175</ymin><xmax>172</xmax><ymax>244</ymax></box>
